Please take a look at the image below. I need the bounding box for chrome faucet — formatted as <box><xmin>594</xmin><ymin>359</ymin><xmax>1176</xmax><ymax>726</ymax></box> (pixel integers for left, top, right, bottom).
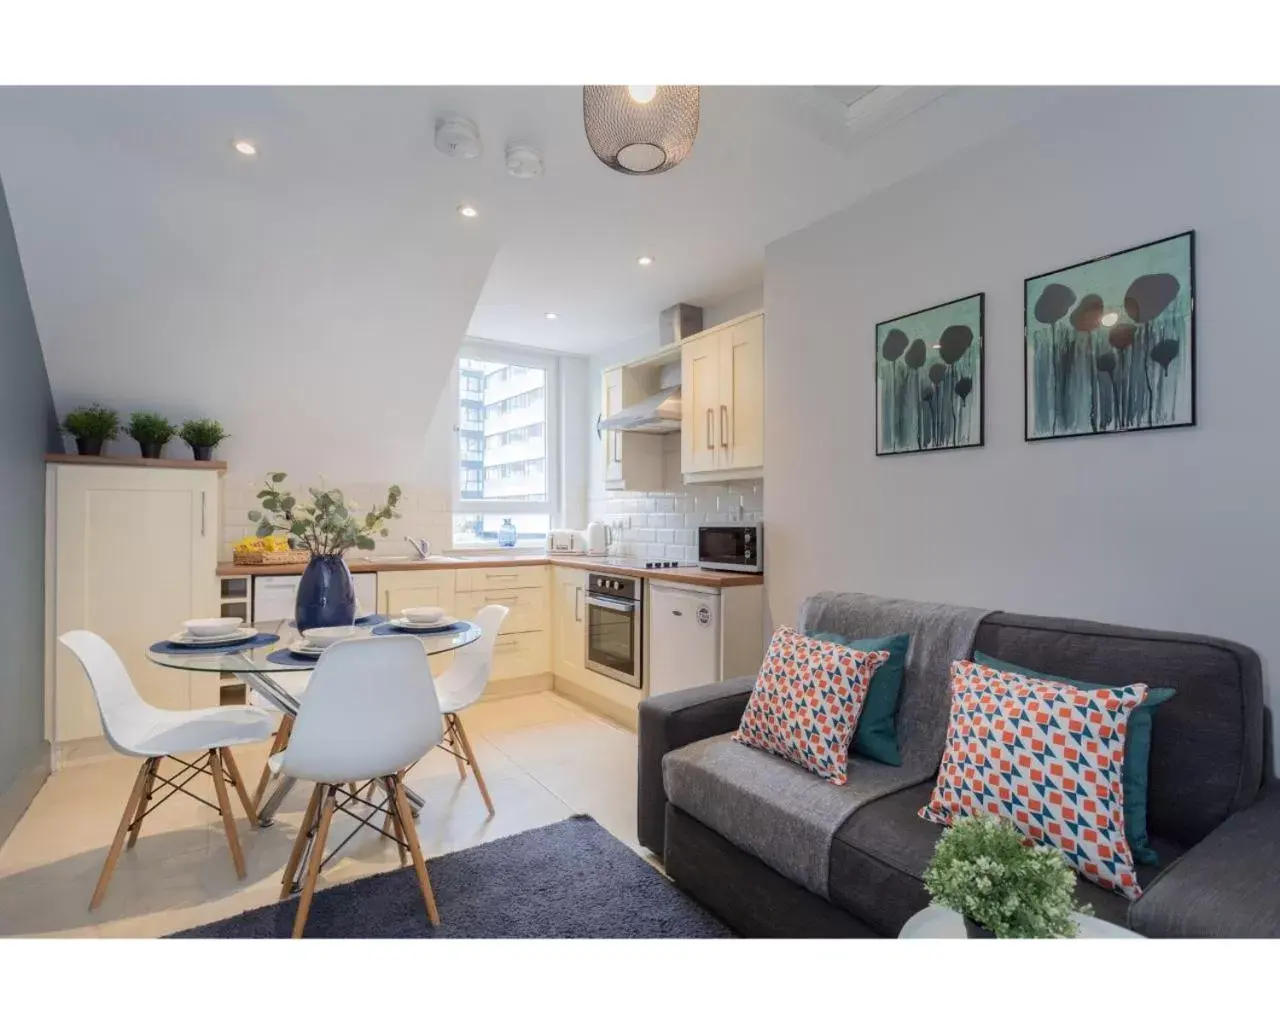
<box><xmin>405</xmin><ymin>536</ymin><xmax>431</xmax><ymax>560</ymax></box>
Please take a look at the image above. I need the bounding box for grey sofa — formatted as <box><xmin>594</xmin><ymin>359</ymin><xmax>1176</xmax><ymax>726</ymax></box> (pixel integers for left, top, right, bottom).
<box><xmin>638</xmin><ymin>592</ymin><xmax>1280</xmax><ymax>938</ymax></box>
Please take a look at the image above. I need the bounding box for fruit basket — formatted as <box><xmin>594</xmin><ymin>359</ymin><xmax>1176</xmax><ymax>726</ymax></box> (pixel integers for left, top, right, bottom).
<box><xmin>232</xmin><ymin>536</ymin><xmax>310</xmax><ymax>566</ymax></box>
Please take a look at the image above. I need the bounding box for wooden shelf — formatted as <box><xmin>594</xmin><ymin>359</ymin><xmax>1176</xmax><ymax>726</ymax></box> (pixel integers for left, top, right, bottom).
<box><xmin>46</xmin><ymin>453</ymin><xmax>227</xmax><ymax>471</ymax></box>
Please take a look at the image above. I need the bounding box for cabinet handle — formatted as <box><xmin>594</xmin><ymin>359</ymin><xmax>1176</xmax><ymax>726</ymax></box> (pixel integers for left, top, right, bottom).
<box><xmin>705</xmin><ymin>409</ymin><xmax>714</xmax><ymax>450</ymax></box>
<box><xmin>720</xmin><ymin>405</ymin><xmax>729</xmax><ymax>449</ymax></box>
<box><xmin>201</xmin><ymin>493</ymin><xmax>207</xmax><ymax>537</ymax></box>
<box><xmin>483</xmin><ymin>593</ymin><xmax>520</xmax><ymax>603</ymax></box>
<box><xmin>485</xmin><ymin>573</ymin><xmax>520</xmax><ymax>580</ymax></box>
<box><xmin>495</xmin><ymin>638</ymin><xmax>519</xmax><ymax>651</ymax></box>
<box><xmin>613</xmin><ymin>429</ymin><xmax>620</xmax><ymax>464</ymax></box>
<box><xmin>574</xmin><ymin>586</ymin><xmax>582</xmax><ymax>623</ymax></box>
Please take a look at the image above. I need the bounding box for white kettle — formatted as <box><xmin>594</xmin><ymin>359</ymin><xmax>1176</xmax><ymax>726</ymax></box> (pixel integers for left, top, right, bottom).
<box><xmin>584</xmin><ymin>521</ymin><xmax>610</xmax><ymax>555</ymax></box>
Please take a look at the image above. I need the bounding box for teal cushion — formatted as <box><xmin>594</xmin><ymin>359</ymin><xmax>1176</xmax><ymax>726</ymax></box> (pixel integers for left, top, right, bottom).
<box><xmin>809</xmin><ymin>631</ymin><xmax>909</xmax><ymax>767</ymax></box>
<box><xmin>974</xmin><ymin>652</ymin><xmax>1175</xmax><ymax>867</ymax></box>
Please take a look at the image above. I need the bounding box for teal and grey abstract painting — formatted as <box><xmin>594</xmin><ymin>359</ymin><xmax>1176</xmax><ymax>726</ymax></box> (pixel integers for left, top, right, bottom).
<box><xmin>875</xmin><ymin>293</ymin><xmax>984</xmax><ymax>455</ymax></box>
<box><xmin>1025</xmin><ymin>231</ymin><xmax>1195</xmax><ymax>441</ymax></box>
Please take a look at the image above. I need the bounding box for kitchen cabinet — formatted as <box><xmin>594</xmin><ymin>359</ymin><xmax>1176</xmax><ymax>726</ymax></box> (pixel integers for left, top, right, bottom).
<box><xmin>46</xmin><ymin>462</ymin><xmax>222</xmax><ymax>748</ymax></box>
<box><xmin>551</xmin><ymin>566</ymin><xmax>587</xmax><ymax>684</ymax></box>
<box><xmin>376</xmin><ymin>570</ymin><xmax>456</xmax><ymax>620</ymax></box>
<box><xmin>601</xmin><ymin>366</ymin><xmax>664</xmax><ymax>492</ymax></box>
<box><xmin>680</xmin><ymin>311</ymin><xmax>765</xmax><ymax>482</ymax></box>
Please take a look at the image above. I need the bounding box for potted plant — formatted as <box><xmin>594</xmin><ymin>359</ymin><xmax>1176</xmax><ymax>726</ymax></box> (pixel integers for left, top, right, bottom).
<box><xmin>179</xmin><ymin>418</ymin><xmax>229</xmax><ymax>461</ymax></box>
<box><xmin>249</xmin><ymin>472</ymin><xmax>402</xmax><ymax>631</ymax></box>
<box><xmin>922</xmin><ymin>814</ymin><xmax>1090</xmax><ymax>938</ymax></box>
<box><xmin>62</xmin><ymin>404</ymin><xmax>120</xmax><ymax>457</ymax></box>
<box><xmin>126</xmin><ymin>411</ymin><xmax>177</xmax><ymax>459</ymax></box>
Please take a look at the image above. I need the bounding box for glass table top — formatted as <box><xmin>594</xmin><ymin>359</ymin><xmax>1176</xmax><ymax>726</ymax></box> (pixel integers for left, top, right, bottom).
<box><xmin>146</xmin><ymin>618</ymin><xmax>482</xmax><ymax>673</ymax></box>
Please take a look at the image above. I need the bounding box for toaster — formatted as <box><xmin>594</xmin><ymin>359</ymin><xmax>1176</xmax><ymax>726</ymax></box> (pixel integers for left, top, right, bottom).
<box><xmin>546</xmin><ymin>529</ymin><xmax>586</xmax><ymax>553</ymax></box>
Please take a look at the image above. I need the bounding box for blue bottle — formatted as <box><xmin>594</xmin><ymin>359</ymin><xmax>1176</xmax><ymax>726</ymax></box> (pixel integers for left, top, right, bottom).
<box><xmin>498</xmin><ymin>517</ymin><xmax>518</xmax><ymax>548</ymax></box>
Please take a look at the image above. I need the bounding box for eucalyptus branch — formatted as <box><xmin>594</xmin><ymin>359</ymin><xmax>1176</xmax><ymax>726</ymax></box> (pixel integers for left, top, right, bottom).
<box><xmin>248</xmin><ymin>473</ymin><xmax>402</xmax><ymax>558</ymax></box>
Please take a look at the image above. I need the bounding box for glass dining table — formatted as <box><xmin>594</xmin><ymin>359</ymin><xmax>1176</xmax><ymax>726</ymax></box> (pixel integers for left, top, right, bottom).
<box><xmin>146</xmin><ymin>617</ymin><xmax>482</xmax><ymax>826</ymax></box>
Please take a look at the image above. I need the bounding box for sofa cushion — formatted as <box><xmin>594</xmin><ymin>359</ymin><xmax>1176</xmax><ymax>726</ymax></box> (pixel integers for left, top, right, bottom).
<box><xmin>662</xmin><ymin>733</ymin><xmax>927</xmax><ymax>897</ymax></box>
<box><xmin>973</xmin><ymin>612</ymin><xmax>1263</xmax><ymax>847</ymax></box>
<box><xmin>829</xmin><ymin>782</ymin><xmax>1185</xmax><ymax>936</ymax></box>
<box><xmin>809</xmin><ymin>631</ymin><xmax>911</xmax><ymax>766</ymax></box>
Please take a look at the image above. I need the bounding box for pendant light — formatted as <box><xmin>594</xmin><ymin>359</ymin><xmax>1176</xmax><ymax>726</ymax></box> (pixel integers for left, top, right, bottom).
<box><xmin>582</xmin><ymin>85</ymin><xmax>701</xmax><ymax>175</ymax></box>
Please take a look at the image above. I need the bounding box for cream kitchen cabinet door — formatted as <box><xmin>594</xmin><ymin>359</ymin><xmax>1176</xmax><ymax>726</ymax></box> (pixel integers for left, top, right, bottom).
<box><xmin>551</xmin><ymin>566</ymin><xmax>586</xmax><ymax>684</ymax></box>
<box><xmin>601</xmin><ymin>366</ymin><xmax>664</xmax><ymax>492</ymax></box>
<box><xmin>681</xmin><ymin>330</ymin><xmax>722</xmax><ymax>475</ymax></box>
<box><xmin>377</xmin><ymin>570</ymin><xmax>456</xmax><ymax>619</ymax></box>
<box><xmin>602</xmin><ymin>367</ymin><xmax>625</xmax><ymax>488</ymax></box>
<box><xmin>721</xmin><ymin>313</ymin><xmax>765</xmax><ymax>471</ymax></box>
<box><xmin>49</xmin><ymin>464</ymin><xmax>221</xmax><ymax>744</ymax></box>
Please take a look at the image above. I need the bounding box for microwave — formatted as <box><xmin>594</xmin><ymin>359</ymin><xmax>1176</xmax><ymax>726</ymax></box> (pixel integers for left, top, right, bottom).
<box><xmin>697</xmin><ymin>524</ymin><xmax>763</xmax><ymax>573</ymax></box>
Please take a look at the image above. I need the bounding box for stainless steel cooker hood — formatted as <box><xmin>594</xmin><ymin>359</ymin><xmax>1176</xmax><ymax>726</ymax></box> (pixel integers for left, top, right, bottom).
<box><xmin>597</xmin><ymin>384</ymin><xmax>682</xmax><ymax>434</ymax></box>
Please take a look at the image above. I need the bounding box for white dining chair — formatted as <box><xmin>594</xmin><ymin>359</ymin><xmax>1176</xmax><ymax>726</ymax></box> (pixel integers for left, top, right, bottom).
<box><xmin>58</xmin><ymin>630</ymin><xmax>275</xmax><ymax>910</ymax></box>
<box><xmin>434</xmin><ymin>604</ymin><xmax>508</xmax><ymax>816</ymax></box>
<box><xmin>274</xmin><ymin>634</ymin><xmax>443</xmax><ymax>938</ymax></box>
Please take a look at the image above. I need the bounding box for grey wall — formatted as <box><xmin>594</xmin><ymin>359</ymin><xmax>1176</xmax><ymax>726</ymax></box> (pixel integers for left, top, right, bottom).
<box><xmin>0</xmin><ymin>171</ymin><xmax>57</xmax><ymax>827</ymax></box>
<box><xmin>764</xmin><ymin>87</ymin><xmax>1279</xmax><ymax>768</ymax></box>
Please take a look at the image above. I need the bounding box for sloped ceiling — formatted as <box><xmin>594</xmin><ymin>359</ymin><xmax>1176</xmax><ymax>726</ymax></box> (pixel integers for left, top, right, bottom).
<box><xmin>0</xmin><ymin>87</ymin><xmax>498</xmax><ymax>481</ymax></box>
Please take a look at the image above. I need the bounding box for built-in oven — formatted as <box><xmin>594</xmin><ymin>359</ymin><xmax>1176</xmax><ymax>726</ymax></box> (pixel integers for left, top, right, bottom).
<box><xmin>584</xmin><ymin>572</ymin><xmax>643</xmax><ymax>688</ymax></box>
<box><xmin>697</xmin><ymin>524</ymin><xmax>763</xmax><ymax>573</ymax></box>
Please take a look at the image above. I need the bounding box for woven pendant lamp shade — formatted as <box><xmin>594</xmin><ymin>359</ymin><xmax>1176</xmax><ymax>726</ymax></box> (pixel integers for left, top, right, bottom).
<box><xmin>582</xmin><ymin>86</ymin><xmax>701</xmax><ymax>175</ymax></box>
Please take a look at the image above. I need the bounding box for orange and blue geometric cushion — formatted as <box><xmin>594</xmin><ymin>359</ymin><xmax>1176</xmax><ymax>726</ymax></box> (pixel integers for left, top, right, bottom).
<box><xmin>733</xmin><ymin>626</ymin><xmax>889</xmax><ymax>785</ymax></box>
<box><xmin>920</xmin><ymin>659</ymin><xmax>1147</xmax><ymax>900</ymax></box>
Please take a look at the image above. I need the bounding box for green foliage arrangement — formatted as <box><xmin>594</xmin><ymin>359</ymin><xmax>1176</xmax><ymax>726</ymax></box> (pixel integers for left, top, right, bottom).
<box><xmin>179</xmin><ymin>418</ymin><xmax>229</xmax><ymax>449</ymax></box>
<box><xmin>126</xmin><ymin>411</ymin><xmax>177</xmax><ymax>446</ymax></box>
<box><xmin>922</xmin><ymin>815</ymin><xmax>1089</xmax><ymax>938</ymax></box>
<box><xmin>62</xmin><ymin>404</ymin><xmax>120</xmax><ymax>441</ymax></box>
<box><xmin>248</xmin><ymin>472</ymin><xmax>402</xmax><ymax>556</ymax></box>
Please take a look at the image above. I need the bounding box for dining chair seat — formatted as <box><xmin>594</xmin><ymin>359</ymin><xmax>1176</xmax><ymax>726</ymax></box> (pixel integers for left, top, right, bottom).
<box><xmin>112</xmin><ymin>705</ymin><xmax>273</xmax><ymax>758</ymax></box>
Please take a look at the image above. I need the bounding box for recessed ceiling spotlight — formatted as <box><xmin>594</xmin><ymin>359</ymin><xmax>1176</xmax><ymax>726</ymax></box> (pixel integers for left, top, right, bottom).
<box><xmin>545</xmin><ymin>312</ymin><xmax>558</xmax><ymax>320</ymax></box>
<box><xmin>627</xmin><ymin>85</ymin><xmax>658</xmax><ymax>104</ymax></box>
<box><xmin>232</xmin><ymin>139</ymin><xmax>257</xmax><ymax>157</ymax></box>
<box><xmin>458</xmin><ymin>204</ymin><xmax>478</xmax><ymax>218</ymax></box>
<box><xmin>637</xmin><ymin>255</ymin><xmax>654</xmax><ymax>266</ymax></box>
<box><xmin>1100</xmin><ymin>312</ymin><xmax>1120</xmax><ymax>327</ymax></box>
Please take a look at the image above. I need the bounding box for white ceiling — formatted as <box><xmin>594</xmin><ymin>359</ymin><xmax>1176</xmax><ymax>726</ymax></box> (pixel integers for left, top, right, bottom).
<box><xmin>0</xmin><ymin>85</ymin><xmax>1067</xmax><ymax>476</ymax></box>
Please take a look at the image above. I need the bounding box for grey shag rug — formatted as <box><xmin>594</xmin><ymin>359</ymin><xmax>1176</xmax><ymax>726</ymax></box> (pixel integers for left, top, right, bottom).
<box><xmin>171</xmin><ymin>815</ymin><xmax>733</xmax><ymax>938</ymax></box>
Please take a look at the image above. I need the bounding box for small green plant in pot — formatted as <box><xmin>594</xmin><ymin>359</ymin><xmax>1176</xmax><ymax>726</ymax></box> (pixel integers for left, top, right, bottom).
<box><xmin>126</xmin><ymin>412</ymin><xmax>177</xmax><ymax>459</ymax></box>
<box><xmin>62</xmin><ymin>404</ymin><xmax>120</xmax><ymax>456</ymax></box>
<box><xmin>179</xmin><ymin>418</ymin><xmax>229</xmax><ymax>461</ymax></box>
<box><xmin>922</xmin><ymin>814</ymin><xmax>1090</xmax><ymax>938</ymax></box>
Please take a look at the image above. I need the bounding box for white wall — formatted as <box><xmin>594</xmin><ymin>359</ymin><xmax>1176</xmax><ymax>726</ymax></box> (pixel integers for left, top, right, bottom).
<box><xmin>764</xmin><ymin>87</ymin><xmax>1278</xmax><ymax>764</ymax></box>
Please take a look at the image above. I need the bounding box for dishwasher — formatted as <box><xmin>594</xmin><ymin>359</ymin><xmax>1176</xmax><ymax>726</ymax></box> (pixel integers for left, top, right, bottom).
<box><xmin>252</xmin><ymin>571</ymin><xmax>379</xmax><ymax>623</ymax></box>
<box><xmin>647</xmin><ymin>581</ymin><xmax>721</xmax><ymax>698</ymax></box>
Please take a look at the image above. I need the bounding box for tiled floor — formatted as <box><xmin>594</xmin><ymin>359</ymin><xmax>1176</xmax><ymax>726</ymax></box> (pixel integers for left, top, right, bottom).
<box><xmin>0</xmin><ymin>692</ymin><xmax>643</xmax><ymax>938</ymax></box>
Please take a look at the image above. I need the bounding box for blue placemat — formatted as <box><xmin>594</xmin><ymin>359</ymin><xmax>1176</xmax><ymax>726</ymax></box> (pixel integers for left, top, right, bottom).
<box><xmin>150</xmin><ymin>632</ymin><xmax>280</xmax><ymax>656</ymax></box>
<box><xmin>266</xmin><ymin>648</ymin><xmax>322</xmax><ymax>667</ymax></box>
<box><xmin>283</xmin><ymin>613</ymin><xmax>388</xmax><ymax>629</ymax></box>
<box><xmin>372</xmin><ymin>621</ymin><xmax>471</xmax><ymax>637</ymax></box>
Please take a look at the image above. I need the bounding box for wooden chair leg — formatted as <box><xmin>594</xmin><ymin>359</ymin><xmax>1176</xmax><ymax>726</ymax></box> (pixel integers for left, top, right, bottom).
<box><xmin>220</xmin><ymin>747</ymin><xmax>257</xmax><ymax>827</ymax></box>
<box><xmin>446</xmin><ymin>715</ymin><xmax>467</xmax><ymax>779</ymax></box>
<box><xmin>89</xmin><ymin>760</ymin><xmax>153</xmax><ymax>911</ymax></box>
<box><xmin>385</xmin><ymin>789</ymin><xmax>407</xmax><ymax>866</ymax></box>
<box><xmin>126</xmin><ymin>757</ymin><xmax>161</xmax><ymax>850</ymax></box>
<box><xmin>452</xmin><ymin>715</ymin><xmax>494</xmax><ymax>817</ymax></box>
<box><xmin>210</xmin><ymin>748</ymin><xmax>247</xmax><ymax>879</ymax></box>
<box><xmin>252</xmin><ymin>715</ymin><xmax>293</xmax><ymax>811</ymax></box>
<box><xmin>390</xmin><ymin>774</ymin><xmax>440</xmax><ymax>926</ymax></box>
<box><xmin>292</xmin><ymin>785</ymin><xmax>337</xmax><ymax>939</ymax></box>
<box><xmin>280</xmin><ymin>783</ymin><xmax>323</xmax><ymax>900</ymax></box>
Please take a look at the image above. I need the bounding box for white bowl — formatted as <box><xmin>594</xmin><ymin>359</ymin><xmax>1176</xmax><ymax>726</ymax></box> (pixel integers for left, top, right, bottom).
<box><xmin>401</xmin><ymin>606</ymin><xmax>444</xmax><ymax>624</ymax></box>
<box><xmin>302</xmin><ymin>625</ymin><xmax>362</xmax><ymax>648</ymax></box>
<box><xmin>183</xmin><ymin>617</ymin><xmax>244</xmax><ymax>638</ymax></box>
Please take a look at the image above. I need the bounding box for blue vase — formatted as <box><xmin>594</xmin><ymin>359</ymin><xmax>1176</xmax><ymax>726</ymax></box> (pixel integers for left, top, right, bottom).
<box><xmin>498</xmin><ymin>517</ymin><xmax>518</xmax><ymax>548</ymax></box>
<box><xmin>295</xmin><ymin>554</ymin><xmax>357</xmax><ymax>632</ymax></box>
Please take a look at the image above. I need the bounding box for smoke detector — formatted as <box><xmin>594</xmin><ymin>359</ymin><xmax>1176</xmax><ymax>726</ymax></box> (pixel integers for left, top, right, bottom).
<box><xmin>505</xmin><ymin>143</ymin><xmax>544</xmax><ymax>179</ymax></box>
<box><xmin>435</xmin><ymin>115</ymin><xmax>482</xmax><ymax>159</ymax></box>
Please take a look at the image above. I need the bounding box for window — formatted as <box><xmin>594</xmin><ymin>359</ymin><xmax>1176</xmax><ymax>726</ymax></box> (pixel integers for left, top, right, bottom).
<box><xmin>454</xmin><ymin>346</ymin><xmax>557</xmax><ymax>547</ymax></box>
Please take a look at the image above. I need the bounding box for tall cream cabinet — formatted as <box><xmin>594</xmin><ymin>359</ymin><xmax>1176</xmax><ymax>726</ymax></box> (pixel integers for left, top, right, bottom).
<box><xmin>45</xmin><ymin>458</ymin><xmax>223</xmax><ymax>757</ymax></box>
<box><xmin>680</xmin><ymin>311</ymin><xmax>764</xmax><ymax>482</ymax></box>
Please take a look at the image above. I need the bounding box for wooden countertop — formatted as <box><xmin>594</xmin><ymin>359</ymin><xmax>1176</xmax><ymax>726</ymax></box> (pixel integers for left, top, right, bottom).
<box><xmin>217</xmin><ymin>554</ymin><xmax>764</xmax><ymax>588</ymax></box>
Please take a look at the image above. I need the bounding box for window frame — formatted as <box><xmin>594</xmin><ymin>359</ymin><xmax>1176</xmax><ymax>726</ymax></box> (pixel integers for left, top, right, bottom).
<box><xmin>453</xmin><ymin>341</ymin><xmax>560</xmax><ymax>527</ymax></box>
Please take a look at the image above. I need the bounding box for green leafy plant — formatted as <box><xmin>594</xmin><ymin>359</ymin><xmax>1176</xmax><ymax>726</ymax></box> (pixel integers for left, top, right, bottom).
<box><xmin>62</xmin><ymin>404</ymin><xmax>120</xmax><ymax>441</ymax></box>
<box><xmin>179</xmin><ymin>418</ymin><xmax>229</xmax><ymax>449</ymax></box>
<box><xmin>922</xmin><ymin>815</ymin><xmax>1090</xmax><ymax>938</ymax></box>
<box><xmin>248</xmin><ymin>472</ymin><xmax>402</xmax><ymax>556</ymax></box>
<box><xmin>126</xmin><ymin>411</ymin><xmax>177</xmax><ymax>446</ymax></box>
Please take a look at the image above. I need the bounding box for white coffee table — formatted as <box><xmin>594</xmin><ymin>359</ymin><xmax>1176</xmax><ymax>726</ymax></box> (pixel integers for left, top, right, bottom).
<box><xmin>899</xmin><ymin>905</ymin><xmax>1142</xmax><ymax>939</ymax></box>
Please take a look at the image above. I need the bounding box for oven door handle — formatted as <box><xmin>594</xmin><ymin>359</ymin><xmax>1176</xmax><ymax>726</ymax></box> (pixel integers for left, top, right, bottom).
<box><xmin>585</xmin><ymin>594</ymin><xmax>637</xmax><ymax>614</ymax></box>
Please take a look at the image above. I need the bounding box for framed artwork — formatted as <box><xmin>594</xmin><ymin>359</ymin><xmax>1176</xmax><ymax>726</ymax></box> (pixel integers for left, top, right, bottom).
<box><xmin>1024</xmin><ymin>231</ymin><xmax>1195</xmax><ymax>441</ymax></box>
<box><xmin>875</xmin><ymin>293</ymin><xmax>984</xmax><ymax>456</ymax></box>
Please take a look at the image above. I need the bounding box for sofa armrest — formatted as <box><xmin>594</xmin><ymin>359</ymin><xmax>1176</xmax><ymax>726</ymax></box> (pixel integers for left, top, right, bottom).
<box><xmin>1130</xmin><ymin>784</ymin><xmax>1280</xmax><ymax>938</ymax></box>
<box><xmin>636</xmin><ymin>676</ymin><xmax>756</xmax><ymax>855</ymax></box>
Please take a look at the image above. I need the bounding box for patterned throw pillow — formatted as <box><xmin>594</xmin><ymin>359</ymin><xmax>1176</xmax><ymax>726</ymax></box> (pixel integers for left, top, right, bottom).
<box><xmin>733</xmin><ymin>626</ymin><xmax>890</xmax><ymax>785</ymax></box>
<box><xmin>920</xmin><ymin>659</ymin><xmax>1148</xmax><ymax>900</ymax></box>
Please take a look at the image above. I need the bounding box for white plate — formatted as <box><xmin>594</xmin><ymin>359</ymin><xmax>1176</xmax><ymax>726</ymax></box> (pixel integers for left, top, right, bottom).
<box><xmin>400</xmin><ymin>605</ymin><xmax>445</xmax><ymax>624</ymax></box>
<box><xmin>388</xmin><ymin>616</ymin><xmax>460</xmax><ymax>633</ymax></box>
<box><xmin>168</xmin><ymin>626</ymin><xmax>257</xmax><ymax>647</ymax></box>
<box><xmin>288</xmin><ymin>639</ymin><xmax>326</xmax><ymax>658</ymax></box>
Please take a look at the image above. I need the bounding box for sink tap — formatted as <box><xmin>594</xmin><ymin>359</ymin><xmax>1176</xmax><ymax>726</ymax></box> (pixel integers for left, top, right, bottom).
<box><xmin>405</xmin><ymin>536</ymin><xmax>431</xmax><ymax>560</ymax></box>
